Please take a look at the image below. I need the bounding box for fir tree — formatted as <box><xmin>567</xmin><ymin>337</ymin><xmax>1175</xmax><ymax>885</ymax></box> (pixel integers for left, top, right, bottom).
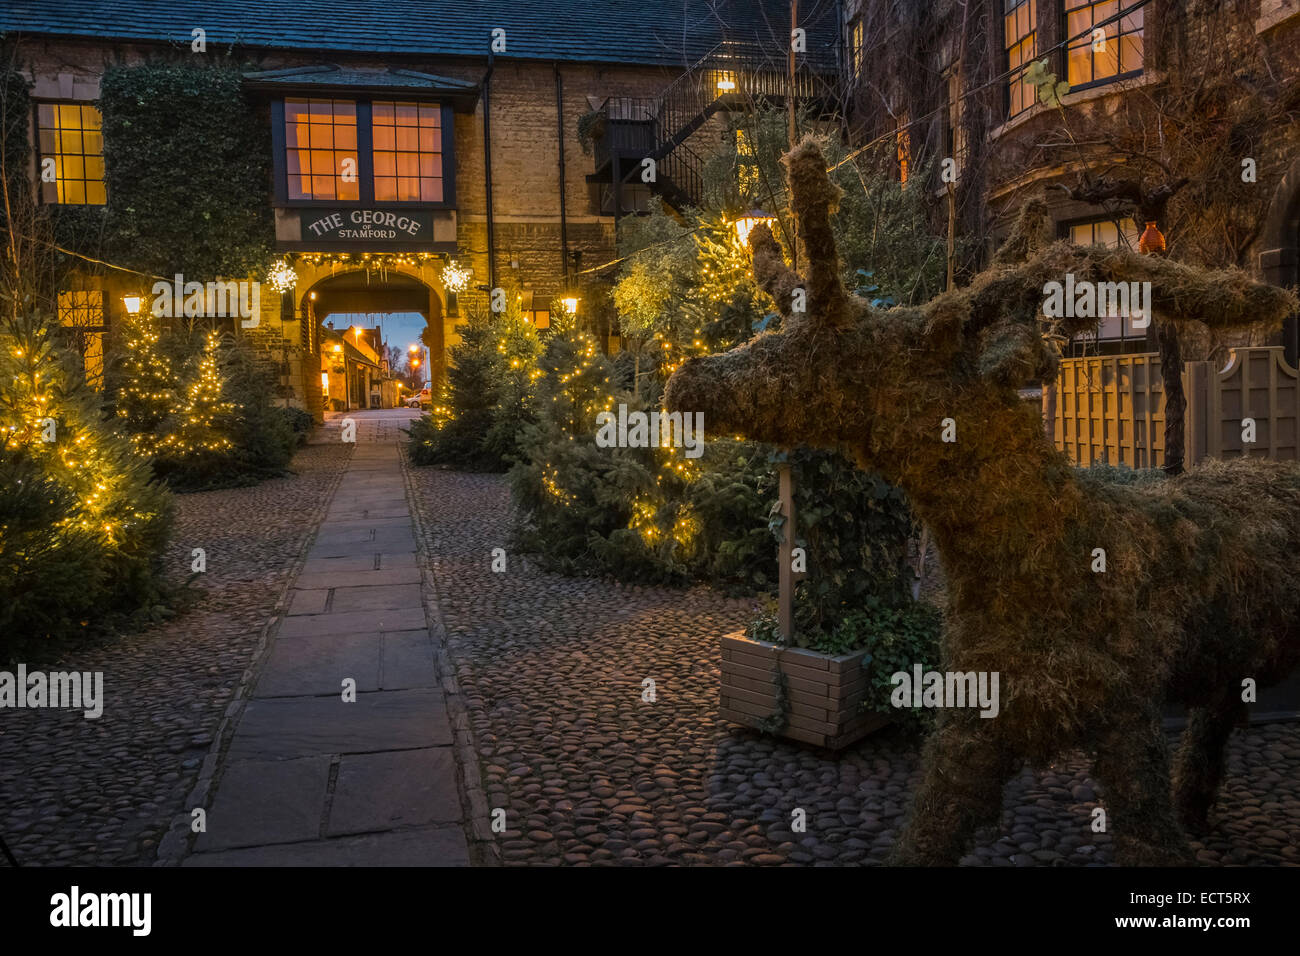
<box><xmin>0</xmin><ymin>309</ymin><xmax>172</xmax><ymax>645</ymax></box>
<box><xmin>113</xmin><ymin>307</ymin><xmax>181</xmax><ymax>457</ymax></box>
<box><xmin>157</xmin><ymin>330</ymin><xmax>237</xmax><ymax>478</ymax></box>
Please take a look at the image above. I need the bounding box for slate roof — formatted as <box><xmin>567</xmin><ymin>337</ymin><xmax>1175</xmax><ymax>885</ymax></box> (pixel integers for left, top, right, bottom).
<box><xmin>0</xmin><ymin>0</ymin><xmax>843</xmax><ymax>69</ymax></box>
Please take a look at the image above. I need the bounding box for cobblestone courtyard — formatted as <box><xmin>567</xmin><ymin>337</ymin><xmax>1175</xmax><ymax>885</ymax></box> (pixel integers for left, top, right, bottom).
<box><xmin>410</xmin><ymin>466</ymin><xmax>1300</xmax><ymax>867</ymax></box>
<box><xmin>4</xmin><ymin>429</ymin><xmax>1299</xmax><ymax>867</ymax></box>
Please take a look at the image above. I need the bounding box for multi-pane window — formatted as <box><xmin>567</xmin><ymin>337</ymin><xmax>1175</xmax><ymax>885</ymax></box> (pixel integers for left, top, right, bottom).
<box><xmin>1069</xmin><ymin>217</ymin><xmax>1140</xmax><ymax>250</ymax></box>
<box><xmin>37</xmin><ymin>103</ymin><xmax>105</xmax><ymax>205</ymax></box>
<box><xmin>849</xmin><ymin>18</ymin><xmax>864</xmax><ymax>78</ymax></box>
<box><xmin>372</xmin><ymin>101</ymin><xmax>443</xmax><ymax>203</ymax></box>
<box><xmin>1065</xmin><ymin>0</ymin><xmax>1144</xmax><ymax>88</ymax></box>
<box><xmin>1066</xmin><ymin>218</ymin><xmax>1145</xmax><ymax>351</ymax></box>
<box><xmin>1004</xmin><ymin>0</ymin><xmax>1038</xmax><ymax>118</ymax></box>
<box><xmin>57</xmin><ymin>290</ymin><xmax>106</xmax><ymax>388</ymax></box>
<box><xmin>284</xmin><ymin>98</ymin><xmax>359</xmax><ymax>201</ymax></box>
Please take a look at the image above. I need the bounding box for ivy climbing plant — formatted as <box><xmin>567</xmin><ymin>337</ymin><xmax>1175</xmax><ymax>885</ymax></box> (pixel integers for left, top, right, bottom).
<box><xmin>98</xmin><ymin>62</ymin><xmax>274</xmax><ymax>281</ymax></box>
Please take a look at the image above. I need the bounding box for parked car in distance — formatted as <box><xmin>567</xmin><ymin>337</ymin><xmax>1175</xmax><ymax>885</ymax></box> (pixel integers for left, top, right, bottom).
<box><xmin>405</xmin><ymin>387</ymin><xmax>431</xmax><ymax>409</ymax></box>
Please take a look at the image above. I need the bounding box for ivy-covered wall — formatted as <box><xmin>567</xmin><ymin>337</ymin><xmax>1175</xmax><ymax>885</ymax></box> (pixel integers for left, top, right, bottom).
<box><xmin>98</xmin><ymin>62</ymin><xmax>274</xmax><ymax>282</ymax></box>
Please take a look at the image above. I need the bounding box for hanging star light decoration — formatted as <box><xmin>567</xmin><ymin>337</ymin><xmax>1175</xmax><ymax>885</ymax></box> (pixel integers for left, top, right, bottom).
<box><xmin>267</xmin><ymin>259</ymin><xmax>298</xmax><ymax>294</ymax></box>
<box><xmin>441</xmin><ymin>259</ymin><xmax>473</xmax><ymax>293</ymax></box>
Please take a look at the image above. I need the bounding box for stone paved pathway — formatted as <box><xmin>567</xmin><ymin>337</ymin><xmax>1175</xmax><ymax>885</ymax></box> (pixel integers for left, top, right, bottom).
<box><xmin>408</xmin><ymin>467</ymin><xmax>1300</xmax><ymax>867</ymax></box>
<box><xmin>182</xmin><ymin>412</ymin><xmax>469</xmax><ymax>866</ymax></box>
<box><xmin>0</xmin><ymin>443</ymin><xmax>350</xmax><ymax>866</ymax></box>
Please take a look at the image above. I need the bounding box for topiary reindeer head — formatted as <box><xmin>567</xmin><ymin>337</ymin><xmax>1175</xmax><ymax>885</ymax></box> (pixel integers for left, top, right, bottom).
<box><xmin>664</xmin><ymin>138</ymin><xmax>1296</xmax><ymax>482</ymax></box>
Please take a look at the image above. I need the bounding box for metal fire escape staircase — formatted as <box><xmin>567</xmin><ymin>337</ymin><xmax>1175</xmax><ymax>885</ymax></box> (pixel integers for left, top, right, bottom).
<box><xmin>587</xmin><ymin>41</ymin><xmax>834</xmax><ymax>216</ymax></box>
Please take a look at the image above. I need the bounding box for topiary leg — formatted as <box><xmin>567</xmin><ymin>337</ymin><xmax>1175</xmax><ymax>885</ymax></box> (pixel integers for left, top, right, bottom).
<box><xmin>1093</xmin><ymin>712</ymin><xmax>1194</xmax><ymax>866</ymax></box>
<box><xmin>1172</xmin><ymin>689</ymin><xmax>1244</xmax><ymax>834</ymax></box>
<box><xmin>889</xmin><ymin>713</ymin><xmax>1019</xmax><ymax>866</ymax></box>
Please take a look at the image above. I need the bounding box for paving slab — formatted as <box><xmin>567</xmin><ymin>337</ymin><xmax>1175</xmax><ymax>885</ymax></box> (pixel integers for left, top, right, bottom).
<box><xmin>184</xmin><ymin>826</ymin><xmax>469</xmax><ymax>867</ymax></box>
<box><xmin>300</xmin><ymin>551</ymin><xmax>418</xmax><ymax>574</ymax></box>
<box><xmin>381</xmin><ymin>630</ymin><xmax>438</xmax><ymax>690</ymax></box>
<box><xmin>327</xmin><ymin>749</ymin><xmax>462</xmax><ymax>835</ymax></box>
<box><xmin>228</xmin><ymin>689</ymin><xmax>452</xmax><ymax>758</ymax></box>
<box><xmin>194</xmin><ymin>756</ymin><xmax>330</xmax><ymax>851</ymax></box>
<box><xmin>328</xmin><ymin>583</ymin><xmax>424</xmax><ymax>612</ymax></box>
<box><xmin>255</xmin><ymin>631</ymin><xmax>385</xmax><ymax>698</ymax></box>
<box><xmin>279</xmin><ymin>606</ymin><xmax>426</xmax><ymax>637</ymax></box>
<box><xmin>294</xmin><ymin>566</ymin><xmax>423</xmax><ymax>590</ymax></box>
<box><xmin>286</xmin><ymin>588</ymin><xmax>330</xmax><ymax>616</ymax></box>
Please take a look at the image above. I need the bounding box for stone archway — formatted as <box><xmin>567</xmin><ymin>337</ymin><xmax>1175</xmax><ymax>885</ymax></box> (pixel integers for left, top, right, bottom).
<box><xmin>1259</xmin><ymin>154</ymin><xmax>1300</xmax><ymax>367</ymax></box>
<box><xmin>295</xmin><ymin>266</ymin><xmax>448</xmax><ymax>418</ymax></box>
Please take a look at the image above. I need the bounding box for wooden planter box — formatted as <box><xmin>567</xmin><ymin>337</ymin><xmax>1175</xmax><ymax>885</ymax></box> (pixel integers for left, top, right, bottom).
<box><xmin>720</xmin><ymin>631</ymin><xmax>890</xmax><ymax>750</ymax></box>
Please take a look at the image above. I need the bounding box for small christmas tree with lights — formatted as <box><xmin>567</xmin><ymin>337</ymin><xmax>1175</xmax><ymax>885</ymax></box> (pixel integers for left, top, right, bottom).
<box><xmin>156</xmin><ymin>329</ymin><xmax>237</xmax><ymax>480</ymax></box>
<box><xmin>0</xmin><ymin>309</ymin><xmax>172</xmax><ymax>646</ymax></box>
<box><xmin>113</xmin><ymin>306</ymin><xmax>181</xmax><ymax>457</ymax></box>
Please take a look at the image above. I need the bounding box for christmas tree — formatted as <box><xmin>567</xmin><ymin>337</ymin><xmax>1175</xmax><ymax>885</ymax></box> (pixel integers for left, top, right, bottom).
<box><xmin>0</xmin><ymin>309</ymin><xmax>172</xmax><ymax>646</ymax></box>
<box><xmin>113</xmin><ymin>307</ymin><xmax>181</xmax><ymax>457</ymax></box>
<box><xmin>156</xmin><ymin>329</ymin><xmax>237</xmax><ymax>479</ymax></box>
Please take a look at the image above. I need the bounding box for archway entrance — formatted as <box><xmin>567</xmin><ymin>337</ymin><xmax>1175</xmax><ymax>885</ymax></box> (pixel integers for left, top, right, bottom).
<box><xmin>303</xmin><ymin>269</ymin><xmax>444</xmax><ymax>414</ymax></box>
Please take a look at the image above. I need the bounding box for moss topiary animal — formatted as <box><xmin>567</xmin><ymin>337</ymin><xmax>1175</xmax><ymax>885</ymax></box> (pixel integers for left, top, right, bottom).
<box><xmin>665</xmin><ymin>138</ymin><xmax>1300</xmax><ymax>866</ymax></box>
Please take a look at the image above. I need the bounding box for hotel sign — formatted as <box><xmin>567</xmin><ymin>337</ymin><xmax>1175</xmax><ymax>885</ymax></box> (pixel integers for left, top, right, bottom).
<box><xmin>301</xmin><ymin>208</ymin><xmax>435</xmax><ymax>243</ymax></box>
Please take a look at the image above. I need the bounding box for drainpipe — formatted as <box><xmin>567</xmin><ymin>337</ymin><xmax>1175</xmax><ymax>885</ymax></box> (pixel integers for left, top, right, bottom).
<box><xmin>483</xmin><ymin>52</ymin><xmax>497</xmax><ymax>289</ymax></box>
<box><xmin>555</xmin><ymin>62</ymin><xmax>571</xmax><ymax>286</ymax></box>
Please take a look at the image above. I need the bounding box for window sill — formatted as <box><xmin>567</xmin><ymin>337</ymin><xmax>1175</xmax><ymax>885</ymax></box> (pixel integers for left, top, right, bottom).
<box><xmin>988</xmin><ymin>69</ymin><xmax>1165</xmax><ymax>141</ymax></box>
<box><xmin>1256</xmin><ymin>1</ymin><xmax>1300</xmax><ymax>34</ymax></box>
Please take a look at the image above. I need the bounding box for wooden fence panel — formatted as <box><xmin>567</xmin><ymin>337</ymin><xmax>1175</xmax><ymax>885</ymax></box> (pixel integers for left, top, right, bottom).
<box><xmin>1052</xmin><ymin>347</ymin><xmax>1300</xmax><ymax>467</ymax></box>
<box><xmin>1054</xmin><ymin>353</ymin><xmax>1166</xmax><ymax>468</ymax></box>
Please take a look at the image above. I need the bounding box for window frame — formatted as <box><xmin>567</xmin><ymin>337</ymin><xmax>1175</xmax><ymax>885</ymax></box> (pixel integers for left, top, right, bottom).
<box><xmin>271</xmin><ymin>97</ymin><xmax>457</xmax><ymax>210</ymax></box>
<box><xmin>33</xmin><ymin>100</ymin><xmax>106</xmax><ymax>206</ymax></box>
<box><xmin>1003</xmin><ymin>0</ymin><xmax>1039</xmax><ymax>121</ymax></box>
<box><xmin>1058</xmin><ymin>214</ymin><xmax>1149</xmax><ymax>355</ymax></box>
<box><xmin>1061</xmin><ymin>0</ymin><xmax>1145</xmax><ymax>93</ymax></box>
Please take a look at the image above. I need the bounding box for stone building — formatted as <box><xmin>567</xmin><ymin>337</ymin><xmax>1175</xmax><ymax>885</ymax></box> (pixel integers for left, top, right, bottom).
<box><xmin>1</xmin><ymin>0</ymin><xmax>840</xmax><ymax>421</ymax></box>
<box><xmin>842</xmin><ymin>0</ymin><xmax>1300</xmax><ymax>364</ymax></box>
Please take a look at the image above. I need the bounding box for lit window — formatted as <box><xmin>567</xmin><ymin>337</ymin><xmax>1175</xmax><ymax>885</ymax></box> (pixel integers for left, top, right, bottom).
<box><xmin>37</xmin><ymin>103</ymin><xmax>105</xmax><ymax>205</ymax></box>
<box><xmin>1067</xmin><ymin>218</ymin><xmax>1144</xmax><ymax>345</ymax></box>
<box><xmin>58</xmin><ymin>290</ymin><xmax>106</xmax><ymax>389</ymax></box>
<box><xmin>896</xmin><ymin>114</ymin><xmax>911</xmax><ymax>185</ymax></box>
<box><xmin>850</xmin><ymin>18</ymin><xmax>864</xmax><ymax>78</ymax></box>
<box><xmin>372</xmin><ymin>101</ymin><xmax>443</xmax><ymax>203</ymax></box>
<box><xmin>1004</xmin><ymin>0</ymin><xmax>1038</xmax><ymax>118</ymax></box>
<box><xmin>1065</xmin><ymin>0</ymin><xmax>1144</xmax><ymax>88</ymax></box>
<box><xmin>1069</xmin><ymin>217</ymin><xmax>1140</xmax><ymax>250</ymax></box>
<box><xmin>285</xmin><ymin>98</ymin><xmax>359</xmax><ymax>201</ymax></box>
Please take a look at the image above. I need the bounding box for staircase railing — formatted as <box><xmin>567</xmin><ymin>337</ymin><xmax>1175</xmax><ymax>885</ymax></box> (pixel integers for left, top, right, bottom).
<box><xmin>599</xmin><ymin>39</ymin><xmax>835</xmax><ymax>211</ymax></box>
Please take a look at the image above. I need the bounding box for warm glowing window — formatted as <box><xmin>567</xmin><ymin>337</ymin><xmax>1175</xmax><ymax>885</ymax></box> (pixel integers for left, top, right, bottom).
<box><xmin>285</xmin><ymin>98</ymin><xmax>359</xmax><ymax>201</ymax></box>
<box><xmin>850</xmin><ymin>18</ymin><xmax>864</xmax><ymax>78</ymax></box>
<box><xmin>58</xmin><ymin>290</ymin><xmax>106</xmax><ymax>388</ymax></box>
<box><xmin>1066</xmin><ymin>0</ymin><xmax>1144</xmax><ymax>88</ymax></box>
<box><xmin>372</xmin><ymin>101</ymin><xmax>443</xmax><ymax>203</ymax></box>
<box><xmin>896</xmin><ymin>114</ymin><xmax>911</xmax><ymax>185</ymax></box>
<box><xmin>1068</xmin><ymin>217</ymin><xmax>1144</xmax><ymax>344</ymax></box>
<box><xmin>37</xmin><ymin>103</ymin><xmax>105</xmax><ymax>205</ymax></box>
<box><xmin>1069</xmin><ymin>216</ymin><xmax>1140</xmax><ymax>250</ymax></box>
<box><xmin>1004</xmin><ymin>0</ymin><xmax>1038</xmax><ymax>118</ymax></box>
